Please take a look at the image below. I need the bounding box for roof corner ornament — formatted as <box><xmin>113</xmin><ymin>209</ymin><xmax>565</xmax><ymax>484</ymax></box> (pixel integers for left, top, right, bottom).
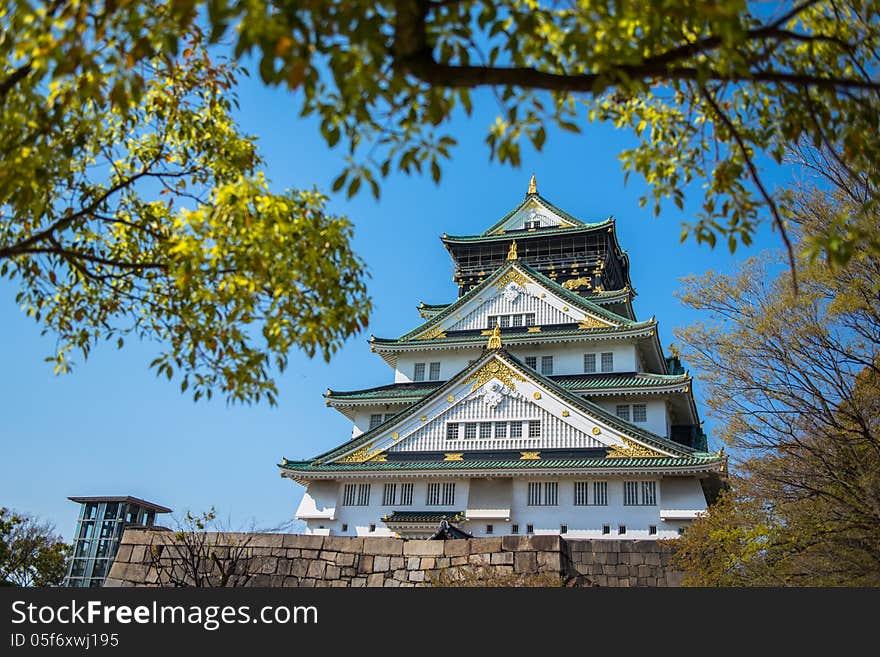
<box><xmin>507</xmin><ymin>240</ymin><xmax>518</xmax><ymax>261</ymax></box>
<box><xmin>528</xmin><ymin>174</ymin><xmax>537</xmax><ymax>195</ymax></box>
<box><xmin>487</xmin><ymin>322</ymin><xmax>503</xmax><ymax>350</ymax></box>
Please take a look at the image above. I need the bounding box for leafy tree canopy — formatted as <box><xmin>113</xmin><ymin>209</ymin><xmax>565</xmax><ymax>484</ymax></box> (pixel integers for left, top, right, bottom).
<box><xmin>0</xmin><ymin>508</ymin><xmax>70</xmax><ymax>587</ymax></box>
<box><xmin>205</xmin><ymin>0</ymin><xmax>880</xmax><ymax>269</ymax></box>
<box><xmin>0</xmin><ymin>1</ymin><xmax>371</xmax><ymax>404</ymax></box>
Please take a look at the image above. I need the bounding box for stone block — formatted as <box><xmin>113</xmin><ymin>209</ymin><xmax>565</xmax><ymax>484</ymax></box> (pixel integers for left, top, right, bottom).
<box><xmin>323</xmin><ymin>536</ymin><xmax>363</xmax><ymax>553</ymax></box>
<box><xmin>290</xmin><ymin>559</ymin><xmax>310</xmax><ymax>578</ymax></box>
<box><xmin>366</xmin><ymin>573</ymin><xmax>385</xmax><ymax>587</ymax></box>
<box><xmin>514</xmin><ymin>551</ymin><xmax>537</xmax><ymax>573</ymax></box>
<box><xmin>595</xmin><ymin>574</ymin><xmax>608</xmax><ymax>587</ymax></box>
<box><xmin>326</xmin><ymin>565</ymin><xmax>341</xmax><ymax>580</ymax></box>
<box><xmin>350</xmin><ymin>577</ymin><xmax>366</xmax><ymax>588</ymax></box>
<box><xmin>341</xmin><ymin>567</ymin><xmax>356</xmax><ymax>578</ymax></box>
<box><xmin>403</xmin><ymin>540</ymin><xmax>444</xmax><ymax>557</ymax></box>
<box><xmin>336</xmin><ymin>552</ymin><xmax>356</xmax><ymax>567</ymax></box>
<box><xmin>299</xmin><ymin>578</ymin><xmax>316</xmax><ymax>588</ymax></box>
<box><xmin>363</xmin><ymin>537</ymin><xmax>404</xmax><ymax>555</ymax></box>
<box><xmin>285</xmin><ymin>548</ymin><xmax>301</xmax><ymax>558</ymax></box>
<box><xmin>390</xmin><ymin>557</ymin><xmax>405</xmax><ymax>570</ymax></box>
<box><xmin>606</xmin><ymin>552</ymin><xmax>619</xmax><ymax>565</ymax></box>
<box><xmin>306</xmin><ymin>560</ymin><xmax>326</xmax><ymax>579</ymax></box>
<box><xmin>115</xmin><ymin>544</ymin><xmax>133</xmax><ymax>563</ymax></box>
<box><xmin>259</xmin><ymin>534</ymin><xmax>285</xmax><ymax>549</ymax></box>
<box><xmin>638</xmin><ymin>565</ymin><xmax>652</xmax><ymax>579</ymax></box>
<box><xmin>247</xmin><ymin>574</ymin><xmax>272</xmax><ymax>587</ymax></box>
<box><xmin>528</xmin><ymin>535</ymin><xmax>560</xmax><ymax>551</ymax></box>
<box><xmin>393</xmin><ymin>569</ymin><xmax>408</xmax><ymax>582</ymax></box>
<box><xmin>501</xmin><ymin>535</ymin><xmax>529</xmax><ymax>551</ymax></box>
<box><xmin>269</xmin><ymin>574</ymin><xmax>287</xmax><ymax>587</ymax></box>
<box><xmin>443</xmin><ymin>540</ymin><xmax>470</xmax><ymax>557</ymax></box>
<box><xmin>491</xmin><ymin>551</ymin><xmax>514</xmax><ymax>566</ymax></box>
<box><xmin>537</xmin><ymin>552</ymin><xmax>561</xmax><ymax>572</ymax></box>
<box><xmin>130</xmin><ymin>545</ymin><xmax>146</xmax><ymax>564</ymax></box>
<box><xmin>435</xmin><ymin>557</ymin><xmax>450</xmax><ymax>569</ymax></box>
<box><xmin>468</xmin><ymin>553</ymin><xmax>489</xmax><ymax>566</ymax></box>
<box><xmin>102</xmin><ymin>577</ymin><xmax>124</xmax><ymax>588</ymax></box>
<box><xmin>260</xmin><ymin>557</ymin><xmax>278</xmax><ymax>574</ymax></box>
<box><xmin>384</xmin><ymin>578</ymin><xmax>401</xmax><ymax>587</ymax></box>
<box><xmin>319</xmin><ymin>550</ymin><xmax>339</xmax><ymax>562</ymax></box>
<box><xmin>357</xmin><ymin>555</ymin><xmax>373</xmax><ymax>573</ymax></box>
<box><xmin>373</xmin><ymin>555</ymin><xmax>391</xmax><ymax>572</ymax></box>
<box><xmin>468</xmin><ymin>537</ymin><xmax>502</xmax><ymax>553</ymax></box>
<box><xmin>451</xmin><ymin>556</ymin><xmax>468</xmax><ymax>566</ymax></box>
<box><xmin>420</xmin><ymin>557</ymin><xmax>436</xmax><ymax>569</ymax></box>
<box><xmin>407</xmin><ymin>556</ymin><xmax>421</xmax><ymax>569</ymax></box>
<box><xmin>408</xmin><ymin>570</ymin><xmax>426</xmax><ymax>582</ymax></box>
<box><xmin>301</xmin><ymin>549</ymin><xmax>319</xmax><ymax>559</ymax></box>
<box><xmin>645</xmin><ymin>553</ymin><xmax>661</xmax><ymax>566</ymax></box>
<box><xmin>616</xmin><ymin>564</ymin><xmax>629</xmax><ymax>576</ymax></box>
<box><xmin>331</xmin><ymin>580</ymin><xmax>348</xmax><ymax>587</ymax></box>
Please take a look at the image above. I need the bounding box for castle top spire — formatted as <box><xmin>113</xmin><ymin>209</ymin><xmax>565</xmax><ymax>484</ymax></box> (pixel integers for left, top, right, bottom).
<box><xmin>528</xmin><ymin>174</ymin><xmax>537</xmax><ymax>195</ymax></box>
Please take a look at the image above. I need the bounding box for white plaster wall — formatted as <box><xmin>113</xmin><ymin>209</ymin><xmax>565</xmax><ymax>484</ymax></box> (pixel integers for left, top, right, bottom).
<box><xmin>301</xmin><ymin>476</ymin><xmax>707</xmax><ymax>540</ymax></box>
<box><xmin>294</xmin><ymin>481</ymin><xmax>338</xmax><ymax>520</ymax></box>
<box><xmin>392</xmin><ymin>340</ymin><xmax>639</xmax><ymax>383</ymax></box>
<box><xmin>593</xmin><ymin>397</ymin><xmax>669</xmax><ymax>437</ymax></box>
<box><xmin>350</xmin><ymin>404</ymin><xmax>413</xmax><ymax>437</ymax></box>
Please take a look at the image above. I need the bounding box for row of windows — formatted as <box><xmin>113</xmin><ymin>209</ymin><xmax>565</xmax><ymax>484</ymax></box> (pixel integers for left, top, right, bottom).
<box><xmin>446</xmin><ymin>420</ymin><xmax>541</xmax><ymax>441</ymax></box>
<box><xmin>342</xmin><ymin>483</ymin><xmax>454</xmax><ymax>507</ymax></box>
<box><xmin>584</xmin><ymin>352</ymin><xmax>614</xmax><ymax>373</ymax></box>
<box><xmin>486</xmin><ymin>313</ymin><xmax>536</xmax><ymax>329</ymax></box>
<box><xmin>368</xmin><ymin>413</ymin><xmax>396</xmax><ymax>429</ymax></box>
<box><xmin>413</xmin><ymin>361</ymin><xmax>441</xmax><ymax>381</ymax></box>
<box><xmin>616</xmin><ymin>404</ymin><xmax>647</xmax><ymax>423</ymax></box>
<box><xmin>524</xmin><ymin>355</ymin><xmax>554</xmax><ymax>375</ymax></box>
<box><xmin>493</xmin><ymin>524</ymin><xmax>663</xmax><ymax>536</ymax></box>
<box><xmin>341</xmin><ymin>480</ymin><xmax>657</xmax><ymax>507</ymax></box>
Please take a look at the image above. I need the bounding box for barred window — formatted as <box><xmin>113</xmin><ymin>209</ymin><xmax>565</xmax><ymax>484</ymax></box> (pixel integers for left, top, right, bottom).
<box><xmin>560</xmin><ymin>524</ymin><xmax>568</xmax><ymax>534</ymax></box>
<box><xmin>429</xmin><ymin>362</ymin><xmax>441</xmax><ymax>381</ymax></box>
<box><xmin>480</xmin><ymin>423</ymin><xmax>492</xmax><ymax>440</ymax></box>
<box><xmin>592</xmin><ymin>481</ymin><xmax>608</xmax><ymax>506</ymax></box>
<box><xmin>413</xmin><ymin>362</ymin><xmax>426</xmax><ymax>381</ymax></box>
<box><xmin>511</xmin><ymin>524</ymin><xmax>519</xmax><ymax>534</ymax></box>
<box><xmin>442</xmin><ymin>483</ymin><xmax>456</xmax><ymax>505</ymax></box>
<box><xmin>464</xmin><ymin>423</ymin><xmax>477</xmax><ymax>440</ymax></box>
<box><xmin>369</xmin><ymin>413</ymin><xmax>383</xmax><ymax>429</ymax></box>
<box><xmin>486</xmin><ymin>524</ymin><xmax>494</xmax><ymax>535</ymax></box>
<box><xmin>525</xmin><ymin>356</ymin><xmax>537</xmax><ymax>369</ymax></box>
<box><xmin>649</xmin><ymin>525</ymin><xmax>657</xmax><ymax>536</ymax></box>
<box><xmin>383</xmin><ymin>413</ymin><xmax>395</xmax><ymax>422</ymax></box>
<box><xmin>494</xmin><ymin>422</ymin><xmax>508</xmax><ymax>439</ymax></box>
<box><xmin>584</xmin><ymin>353</ymin><xmax>596</xmax><ymax>373</ymax></box>
<box><xmin>427</xmin><ymin>483</ymin><xmax>441</xmax><ymax>505</ymax></box>
<box><xmin>399</xmin><ymin>483</ymin><xmax>413</xmax><ymax>506</ymax></box>
<box><xmin>602</xmin><ymin>524</ymin><xmax>610</xmax><ymax>535</ymax></box>
<box><xmin>601</xmin><ymin>352</ymin><xmax>614</xmax><ymax>372</ymax></box>
<box><xmin>510</xmin><ymin>422</ymin><xmax>523</xmax><ymax>438</ymax></box>
<box><xmin>500</xmin><ymin>315</ymin><xmax>510</xmax><ymax>328</ymax></box>
<box><xmin>618</xmin><ymin>525</ymin><xmax>626</xmax><ymax>535</ymax></box>
<box><xmin>487</xmin><ymin>315</ymin><xmax>497</xmax><ymax>329</ymax></box>
<box><xmin>525</xmin><ymin>313</ymin><xmax>536</xmax><ymax>326</ymax></box>
<box><xmin>574</xmin><ymin>481</ymin><xmax>589</xmax><ymax>506</ymax></box>
<box><xmin>342</xmin><ymin>484</ymin><xmax>357</xmax><ymax>506</ymax></box>
<box><xmin>427</xmin><ymin>482</ymin><xmax>455</xmax><ymax>506</ymax></box>
<box><xmin>527</xmin><ymin>482</ymin><xmax>542</xmax><ymax>506</ymax></box>
<box><xmin>624</xmin><ymin>481</ymin><xmax>640</xmax><ymax>506</ymax></box>
<box><xmin>528</xmin><ymin>482</ymin><xmax>558</xmax><ymax>506</ymax></box>
<box><xmin>446</xmin><ymin>423</ymin><xmax>459</xmax><ymax>441</ymax></box>
<box><xmin>512</xmin><ymin>314</ymin><xmax>522</xmax><ymax>327</ymax></box>
<box><xmin>382</xmin><ymin>483</ymin><xmax>397</xmax><ymax>506</ymax></box>
<box><xmin>641</xmin><ymin>481</ymin><xmax>657</xmax><ymax>506</ymax></box>
<box><xmin>616</xmin><ymin>404</ymin><xmax>630</xmax><ymax>421</ymax></box>
<box><xmin>544</xmin><ymin>482</ymin><xmax>558</xmax><ymax>506</ymax></box>
<box><xmin>632</xmin><ymin>404</ymin><xmax>647</xmax><ymax>423</ymax></box>
<box><xmin>357</xmin><ymin>483</ymin><xmax>371</xmax><ymax>506</ymax></box>
<box><xmin>528</xmin><ymin>420</ymin><xmax>541</xmax><ymax>438</ymax></box>
<box><xmin>540</xmin><ymin>355</ymin><xmax>553</xmax><ymax>375</ymax></box>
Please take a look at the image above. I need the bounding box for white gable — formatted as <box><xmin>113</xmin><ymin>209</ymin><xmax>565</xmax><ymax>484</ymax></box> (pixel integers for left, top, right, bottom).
<box><xmin>416</xmin><ymin>267</ymin><xmax>618</xmax><ymax>337</ymax></box>
<box><xmin>328</xmin><ymin>355</ymin><xmax>673</xmax><ymax>463</ymax></box>
<box><xmin>490</xmin><ymin>197</ymin><xmax>577</xmax><ymax>234</ymax></box>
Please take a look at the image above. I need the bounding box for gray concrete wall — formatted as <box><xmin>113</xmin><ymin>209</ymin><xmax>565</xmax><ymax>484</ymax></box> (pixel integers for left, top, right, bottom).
<box><xmin>105</xmin><ymin>529</ymin><xmax>682</xmax><ymax>587</ymax></box>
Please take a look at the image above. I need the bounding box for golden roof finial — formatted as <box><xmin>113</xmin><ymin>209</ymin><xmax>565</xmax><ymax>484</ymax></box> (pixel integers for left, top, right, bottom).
<box><xmin>528</xmin><ymin>174</ymin><xmax>537</xmax><ymax>195</ymax></box>
<box><xmin>507</xmin><ymin>240</ymin><xmax>518</xmax><ymax>261</ymax></box>
<box><xmin>487</xmin><ymin>321</ymin><xmax>502</xmax><ymax>350</ymax></box>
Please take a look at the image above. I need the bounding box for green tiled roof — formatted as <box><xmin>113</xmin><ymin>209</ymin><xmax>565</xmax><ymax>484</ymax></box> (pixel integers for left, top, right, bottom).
<box><xmin>327</xmin><ymin>373</ymin><xmax>689</xmax><ymax>403</ymax></box>
<box><xmin>443</xmin><ymin>221</ymin><xmax>613</xmax><ymax>244</ymax></box>
<box><xmin>280</xmin><ymin>455</ymin><xmax>722</xmax><ymax>473</ymax></box>
<box><xmin>419</xmin><ymin>302</ymin><xmax>451</xmax><ymax>311</ymax></box>
<box><xmin>382</xmin><ymin>511</ymin><xmax>465</xmax><ymax>523</ymax></box>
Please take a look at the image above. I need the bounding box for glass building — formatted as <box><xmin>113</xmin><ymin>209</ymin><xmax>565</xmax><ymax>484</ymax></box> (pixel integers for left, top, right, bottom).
<box><xmin>64</xmin><ymin>496</ymin><xmax>171</xmax><ymax>588</ymax></box>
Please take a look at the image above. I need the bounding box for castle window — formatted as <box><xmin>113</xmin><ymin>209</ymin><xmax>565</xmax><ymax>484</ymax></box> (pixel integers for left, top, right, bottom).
<box><xmin>526</xmin><ymin>524</ymin><xmax>534</xmax><ymax>534</ymax></box>
<box><xmin>464</xmin><ymin>423</ymin><xmax>477</xmax><ymax>440</ymax></box>
<box><xmin>342</xmin><ymin>484</ymin><xmax>357</xmax><ymax>506</ymax></box>
<box><xmin>446</xmin><ymin>423</ymin><xmax>459</xmax><ymax>441</ymax></box>
<box><xmin>528</xmin><ymin>420</ymin><xmax>541</xmax><ymax>438</ymax></box>
<box><xmin>486</xmin><ymin>524</ymin><xmax>494</xmax><ymax>535</ymax></box>
<box><xmin>342</xmin><ymin>524</ymin><xmax>348</xmax><ymax>532</ymax></box>
<box><xmin>624</xmin><ymin>481</ymin><xmax>657</xmax><ymax>506</ymax></box>
<box><xmin>540</xmin><ymin>356</ymin><xmax>553</xmax><ymax>375</ymax></box>
<box><xmin>602</xmin><ymin>525</ymin><xmax>610</xmax><ymax>535</ymax></box>
<box><xmin>510</xmin><ymin>422</ymin><xmax>523</xmax><ymax>438</ymax></box>
<box><xmin>429</xmin><ymin>362</ymin><xmax>441</xmax><ymax>380</ymax></box>
<box><xmin>525</xmin><ymin>313</ymin><xmax>536</xmax><ymax>326</ymax></box>
<box><xmin>413</xmin><ymin>362</ymin><xmax>426</xmax><ymax>381</ymax></box>
<box><xmin>480</xmin><ymin>423</ymin><xmax>492</xmax><ymax>440</ymax></box>
<box><xmin>649</xmin><ymin>525</ymin><xmax>657</xmax><ymax>536</ymax></box>
<box><xmin>632</xmin><ymin>404</ymin><xmax>647</xmax><ymax>423</ymax></box>
<box><xmin>382</xmin><ymin>483</ymin><xmax>397</xmax><ymax>506</ymax></box>
<box><xmin>369</xmin><ymin>413</ymin><xmax>383</xmax><ymax>429</ymax></box>
<box><xmin>494</xmin><ymin>422</ymin><xmax>508</xmax><ymax>439</ymax></box>
<box><xmin>427</xmin><ymin>482</ymin><xmax>455</xmax><ymax>506</ymax></box>
<box><xmin>618</xmin><ymin>525</ymin><xmax>626</xmax><ymax>535</ymax></box>
<box><xmin>574</xmin><ymin>481</ymin><xmax>589</xmax><ymax>506</ymax></box>
<box><xmin>511</xmin><ymin>524</ymin><xmax>519</xmax><ymax>534</ymax></box>
<box><xmin>528</xmin><ymin>481</ymin><xmax>558</xmax><ymax>506</ymax></box>
<box><xmin>525</xmin><ymin>356</ymin><xmax>537</xmax><ymax>369</ymax></box>
<box><xmin>600</xmin><ymin>352</ymin><xmax>614</xmax><ymax>372</ymax></box>
<box><xmin>616</xmin><ymin>404</ymin><xmax>630</xmax><ymax>421</ymax></box>
<box><xmin>584</xmin><ymin>353</ymin><xmax>596</xmax><ymax>373</ymax></box>
<box><xmin>560</xmin><ymin>524</ymin><xmax>568</xmax><ymax>534</ymax></box>
<box><xmin>499</xmin><ymin>315</ymin><xmax>510</xmax><ymax>328</ymax></box>
<box><xmin>369</xmin><ymin>524</ymin><xmax>376</xmax><ymax>533</ymax></box>
<box><xmin>512</xmin><ymin>314</ymin><xmax>523</xmax><ymax>327</ymax></box>
<box><xmin>624</xmin><ymin>481</ymin><xmax>639</xmax><ymax>506</ymax></box>
<box><xmin>642</xmin><ymin>481</ymin><xmax>657</xmax><ymax>506</ymax></box>
<box><xmin>357</xmin><ymin>484</ymin><xmax>371</xmax><ymax>506</ymax></box>
<box><xmin>592</xmin><ymin>481</ymin><xmax>608</xmax><ymax>506</ymax></box>
<box><xmin>399</xmin><ymin>483</ymin><xmax>413</xmax><ymax>506</ymax></box>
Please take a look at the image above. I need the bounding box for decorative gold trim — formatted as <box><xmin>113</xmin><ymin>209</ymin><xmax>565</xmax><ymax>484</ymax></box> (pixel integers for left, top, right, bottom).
<box><xmin>494</xmin><ymin>268</ymin><xmax>531</xmax><ymax>290</ymax></box>
<box><xmin>606</xmin><ymin>438</ymin><xmax>665</xmax><ymax>459</ymax></box>
<box><xmin>420</xmin><ymin>416</ymin><xmax>427</xmax><ymax>422</ymax></box>
<box><xmin>562</xmin><ymin>276</ymin><xmax>592</xmax><ymax>291</ymax></box>
<box><xmin>592</xmin><ymin>427</ymin><xmax>601</xmax><ymax>435</ymax></box>
<box><xmin>487</xmin><ymin>323</ymin><xmax>503</xmax><ymax>350</ymax></box>
<box><xmin>392</xmin><ymin>432</ymin><xmax>399</xmax><ymax>439</ymax></box>
<box><xmin>444</xmin><ymin>452</ymin><xmax>464</xmax><ymax>462</ymax></box>
<box><xmin>578</xmin><ymin>316</ymin><xmax>609</xmax><ymax>329</ymax></box>
<box><xmin>562</xmin><ymin>306</ymin><xmax>569</xmax><ymax>312</ymax></box>
<box><xmin>533</xmin><ymin>392</ymin><xmax>542</xmax><ymax>400</ymax></box>
<box><xmin>370</xmin><ymin>454</ymin><xmax>388</xmax><ymax>462</ymax></box>
<box><xmin>416</xmin><ymin>325</ymin><xmax>447</xmax><ymax>340</ymax></box>
<box><xmin>507</xmin><ymin>240</ymin><xmax>518</xmax><ymax>261</ymax></box>
<box><xmin>562</xmin><ymin>410</ymin><xmax>570</xmax><ymax>417</ymax></box>
<box><xmin>520</xmin><ymin>451</ymin><xmax>541</xmax><ymax>460</ymax></box>
<box><xmin>528</xmin><ymin>174</ymin><xmax>537</xmax><ymax>195</ymax></box>
<box><xmin>527</xmin><ymin>326</ymin><xmax>541</xmax><ymax>333</ymax></box>
<box><xmin>447</xmin><ymin>395</ymin><xmax>455</xmax><ymax>403</ymax></box>
<box><xmin>338</xmin><ymin>441</ymin><xmax>383</xmax><ymax>463</ymax></box>
<box><xmin>463</xmin><ymin>358</ymin><xmax>527</xmax><ymax>392</ymax></box>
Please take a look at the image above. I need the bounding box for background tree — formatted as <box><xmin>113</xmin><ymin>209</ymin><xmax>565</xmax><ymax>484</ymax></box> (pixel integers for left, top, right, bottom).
<box><xmin>0</xmin><ymin>507</ymin><xmax>71</xmax><ymax>587</ymax></box>
<box><xmin>670</xmin><ymin>158</ymin><xmax>880</xmax><ymax>585</ymax></box>
<box><xmin>1</xmin><ymin>2</ymin><xmax>371</xmax><ymax>404</ymax></box>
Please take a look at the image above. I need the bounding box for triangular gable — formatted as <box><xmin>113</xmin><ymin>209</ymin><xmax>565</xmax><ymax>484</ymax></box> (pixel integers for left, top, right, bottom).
<box><xmin>403</xmin><ymin>262</ymin><xmax>630</xmax><ymax>341</ymax></box>
<box><xmin>485</xmin><ymin>195</ymin><xmax>581</xmax><ymax>235</ymax></box>
<box><xmin>318</xmin><ymin>351</ymin><xmax>691</xmax><ymax>465</ymax></box>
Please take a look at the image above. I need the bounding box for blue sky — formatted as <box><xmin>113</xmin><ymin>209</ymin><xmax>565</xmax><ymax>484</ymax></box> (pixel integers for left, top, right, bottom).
<box><xmin>0</xmin><ymin>72</ymin><xmax>791</xmax><ymax>541</ymax></box>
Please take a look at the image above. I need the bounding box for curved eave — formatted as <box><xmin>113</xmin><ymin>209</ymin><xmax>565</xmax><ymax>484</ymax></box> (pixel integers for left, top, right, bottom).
<box><xmin>442</xmin><ymin>220</ymin><xmax>613</xmax><ymax>245</ymax></box>
<box><xmin>279</xmin><ymin>457</ymin><xmax>726</xmax><ymax>484</ymax></box>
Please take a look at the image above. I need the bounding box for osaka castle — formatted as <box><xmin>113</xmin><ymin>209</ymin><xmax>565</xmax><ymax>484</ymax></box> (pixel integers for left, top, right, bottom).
<box><xmin>279</xmin><ymin>176</ymin><xmax>726</xmax><ymax>539</ymax></box>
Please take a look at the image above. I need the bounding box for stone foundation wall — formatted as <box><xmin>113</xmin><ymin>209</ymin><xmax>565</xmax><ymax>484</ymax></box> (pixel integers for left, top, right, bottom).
<box><xmin>105</xmin><ymin>529</ymin><xmax>682</xmax><ymax>587</ymax></box>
